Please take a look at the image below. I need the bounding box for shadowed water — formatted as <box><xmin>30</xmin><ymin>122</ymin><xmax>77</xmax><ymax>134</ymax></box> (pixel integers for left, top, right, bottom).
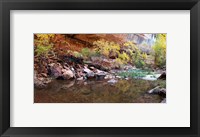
<box><xmin>34</xmin><ymin>79</ymin><xmax>164</xmax><ymax>103</ymax></box>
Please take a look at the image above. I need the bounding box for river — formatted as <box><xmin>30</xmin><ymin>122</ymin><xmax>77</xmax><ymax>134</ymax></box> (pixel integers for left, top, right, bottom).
<box><xmin>34</xmin><ymin>78</ymin><xmax>164</xmax><ymax>103</ymax></box>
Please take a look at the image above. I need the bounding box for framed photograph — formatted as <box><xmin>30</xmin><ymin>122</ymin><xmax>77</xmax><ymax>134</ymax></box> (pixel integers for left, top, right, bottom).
<box><xmin>0</xmin><ymin>0</ymin><xmax>199</xmax><ymax>137</ymax></box>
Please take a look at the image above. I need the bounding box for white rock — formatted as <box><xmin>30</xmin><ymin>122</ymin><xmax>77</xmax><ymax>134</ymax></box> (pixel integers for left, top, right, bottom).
<box><xmin>62</xmin><ymin>68</ymin><xmax>74</xmax><ymax>79</ymax></box>
<box><xmin>107</xmin><ymin>79</ymin><xmax>118</xmax><ymax>84</ymax></box>
<box><xmin>148</xmin><ymin>86</ymin><xmax>160</xmax><ymax>94</ymax></box>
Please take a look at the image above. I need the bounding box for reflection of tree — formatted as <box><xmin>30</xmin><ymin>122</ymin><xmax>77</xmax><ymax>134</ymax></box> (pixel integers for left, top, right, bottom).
<box><xmin>115</xmin><ymin>80</ymin><xmax>131</xmax><ymax>93</ymax></box>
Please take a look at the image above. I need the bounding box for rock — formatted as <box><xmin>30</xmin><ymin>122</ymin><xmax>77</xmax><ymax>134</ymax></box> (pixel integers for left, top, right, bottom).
<box><xmin>95</xmin><ymin>69</ymin><xmax>107</xmax><ymax>80</ymax></box>
<box><xmin>41</xmin><ymin>73</ymin><xmax>47</xmax><ymax>78</ymax></box>
<box><xmin>89</xmin><ymin>66</ymin><xmax>95</xmax><ymax>70</ymax></box>
<box><xmin>34</xmin><ymin>76</ymin><xmax>52</xmax><ymax>89</ymax></box>
<box><xmin>96</xmin><ymin>74</ymin><xmax>106</xmax><ymax>80</ymax></box>
<box><xmin>123</xmin><ymin>65</ymin><xmax>136</xmax><ymax>70</ymax></box>
<box><xmin>34</xmin><ymin>78</ymin><xmax>46</xmax><ymax>89</ymax></box>
<box><xmin>43</xmin><ymin>78</ymin><xmax>52</xmax><ymax>84</ymax></box>
<box><xmin>95</xmin><ymin>69</ymin><xmax>106</xmax><ymax>74</ymax></box>
<box><xmin>37</xmin><ymin>77</ymin><xmax>44</xmax><ymax>81</ymax></box>
<box><xmin>83</xmin><ymin>67</ymin><xmax>95</xmax><ymax>78</ymax></box>
<box><xmin>48</xmin><ymin>63</ymin><xmax>63</xmax><ymax>78</ymax></box>
<box><xmin>62</xmin><ymin>68</ymin><xmax>74</xmax><ymax>80</ymax></box>
<box><xmin>116</xmin><ymin>76</ymin><xmax>122</xmax><ymax>79</ymax></box>
<box><xmin>148</xmin><ymin>86</ymin><xmax>161</xmax><ymax>94</ymax></box>
<box><xmin>77</xmin><ymin>77</ymin><xmax>84</xmax><ymax>81</ymax></box>
<box><xmin>158</xmin><ymin>71</ymin><xmax>166</xmax><ymax>80</ymax></box>
<box><xmin>107</xmin><ymin>79</ymin><xmax>118</xmax><ymax>84</ymax></box>
<box><xmin>76</xmin><ymin>69</ymin><xmax>85</xmax><ymax>78</ymax></box>
<box><xmin>159</xmin><ymin>88</ymin><xmax>166</xmax><ymax>97</ymax></box>
<box><xmin>104</xmin><ymin>74</ymin><xmax>115</xmax><ymax>79</ymax></box>
<box><xmin>125</xmin><ymin>78</ymin><xmax>129</xmax><ymax>80</ymax></box>
<box><xmin>161</xmin><ymin>98</ymin><xmax>166</xmax><ymax>103</ymax></box>
<box><xmin>87</xmin><ymin>57</ymin><xmax>113</xmax><ymax>71</ymax></box>
<box><xmin>148</xmin><ymin>86</ymin><xmax>166</xmax><ymax>97</ymax></box>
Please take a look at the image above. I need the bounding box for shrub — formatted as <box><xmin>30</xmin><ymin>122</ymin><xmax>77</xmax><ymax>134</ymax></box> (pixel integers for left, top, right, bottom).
<box><xmin>93</xmin><ymin>40</ymin><xmax>151</xmax><ymax>68</ymax></box>
<box><xmin>73</xmin><ymin>51</ymin><xmax>83</xmax><ymax>58</ymax></box>
<box><xmin>81</xmin><ymin>48</ymin><xmax>91</xmax><ymax>57</ymax></box>
<box><xmin>118</xmin><ymin>52</ymin><xmax>130</xmax><ymax>64</ymax></box>
<box><xmin>93</xmin><ymin>39</ymin><xmax>120</xmax><ymax>58</ymax></box>
<box><xmin>35</xmin><ymin>45</ymin><xmax>52</xmax><ymax>57</ymax></box>
<box><xmin>134</xmin><ymin>58</ymin><xmax>145</xmax><ymax>68</ymax></box>
<box><xmin>34</xmin><ymin>34</ymin><xmax>55</xmax><ymax>57</ymax></box>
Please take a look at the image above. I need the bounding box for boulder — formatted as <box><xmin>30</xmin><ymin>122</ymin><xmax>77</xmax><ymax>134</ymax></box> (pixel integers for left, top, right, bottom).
<box><xmin>62</xmin><ymin>68</ymin><xmax>74</xmax><ymax>80</ymax></box>
<box><xmin>94</xmin><ymin>69</ymin><xmax>107</xmax><ymax>80</ymax></box>
<box><xmin>148</xmin><ymin>86</ymin><xmax>161</xmax><ymax>94</ymax></box>
<box><xmin>77</xmin><ymin>77</ymin><xmax>84</xmax><ymax>81</ymax></box>
<box><xmin>48</xmin><ymin>63</ymin><xmax>63</xmax><ymax>78</ymax></box>
<box><xmin>158</xmin><ymin>71</ymin><xmax>166</xmax><ymax>80</ymax></box>
<box><xmin>161</xmin><ymin>98</ymin><xmax>166</xmax><ymax>103</ymax></box>
<box><xmin>104</xmin><ymin>74</ymin><xmax>115</xmax><ymax>79</ymax></box>
<box><xmin>158</xmin><ymin>88</ymin><xmax>166</xmax><ymax>97</ymax></box>
<box><xmin>83</xmin><ymin>67</ymin><xmax>95</xmax><ymax>78</ymax></box>
<box><xmin>148</xmin><ymin>86</ymin><xmax>166</xmax><ymax>97</ymax></box>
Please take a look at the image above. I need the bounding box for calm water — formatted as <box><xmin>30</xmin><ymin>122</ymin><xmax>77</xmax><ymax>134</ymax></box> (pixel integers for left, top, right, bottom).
<box><xmin>34</xmin><ymin>79</ymin><xmax>163</xmax><ymax>103</ymax></box>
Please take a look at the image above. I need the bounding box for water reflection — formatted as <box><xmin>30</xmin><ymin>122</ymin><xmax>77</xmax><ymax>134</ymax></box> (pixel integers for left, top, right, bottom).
<box><xmin>34</xmin><ymin>79</ymin><xmax>163</xmax><ymax>103</ymax></box>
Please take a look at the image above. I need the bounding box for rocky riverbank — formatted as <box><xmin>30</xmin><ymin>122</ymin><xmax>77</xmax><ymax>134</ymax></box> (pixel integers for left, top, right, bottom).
<box><xmin>34</xmin><ymin>55</ymin><xmax>166</xmax><ymax>103</ymax></box>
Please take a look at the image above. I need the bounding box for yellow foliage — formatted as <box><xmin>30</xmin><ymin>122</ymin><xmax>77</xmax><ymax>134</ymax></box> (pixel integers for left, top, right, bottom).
<box><xmin>36</xmin><ymin>34</ymin><xmax>55</xmax><ymax>41</ymax></box>
<box><xmin>153</xmin><ymin>34</ymin><xmax>166</xmax><ymax>67</ymax></box>
<box><xmin>123</xmin><ymin>41</ymin><xmax>138</xmax><ymax>51</ymax></box>
<box><xmin>115</xmin><ymin>58</ymin><xmax>123</xmax><ymax>65</ymax></box>
<box><xmin>93</xmin><ymin>39</ymin><xmax>120</xmax><ymax>57</ymax></box>
<box><xmin>141</xmin><ymin>53</ymin><xmax>147</xmax><ymax>60</ymax></box>
<box><xmin>118</xmin><ymin>52</ymin><xmax>130</xmax><ymax>64</ymax></box>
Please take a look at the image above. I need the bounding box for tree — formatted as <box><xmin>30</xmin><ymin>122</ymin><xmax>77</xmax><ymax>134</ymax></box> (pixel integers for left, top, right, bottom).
<box><xmin>153</xmin><ymin>34</ymin><xmax>166</xmax><ymax>68</ymax></box>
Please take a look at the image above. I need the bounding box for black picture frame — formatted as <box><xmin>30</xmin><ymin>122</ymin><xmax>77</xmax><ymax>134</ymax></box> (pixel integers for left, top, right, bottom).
<box><xmin>0</xmin><ymin>0</ymin><xmax>199</xmax><ymax>137</ymax></box>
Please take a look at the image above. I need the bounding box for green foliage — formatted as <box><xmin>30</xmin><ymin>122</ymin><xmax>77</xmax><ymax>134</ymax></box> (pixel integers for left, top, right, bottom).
<box><xmin>35</xmin><ymin>45</ymin><xmax>52</xmax><ymax>56</ymax></box>
<box><xmin>153</xmin><ymin>34</ymin><xmax>166</xmax><ymax>67</ymax></box>
<box><xmin>123</xmin><ymin>41</ymin><xmax>147</xmax><ymax>68</ymax></box>
<box><xmin>73</xmin><ymin>51</ymin><xmax>83</xmax><ymax>58</ymax></box>
<box><xmin>81</xmin><ymin>48</ymin><xmax>91</xmax><ymax>57</ymax></box>
<box><xmin>134</xmin><ymin>59</ymin><xmax>145</xmax><ymax>68</ymax></box>
<box><xmin>34</xmin><ymin>34</ymin><xmax>55</xmax><ymax>57</ymax></box>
